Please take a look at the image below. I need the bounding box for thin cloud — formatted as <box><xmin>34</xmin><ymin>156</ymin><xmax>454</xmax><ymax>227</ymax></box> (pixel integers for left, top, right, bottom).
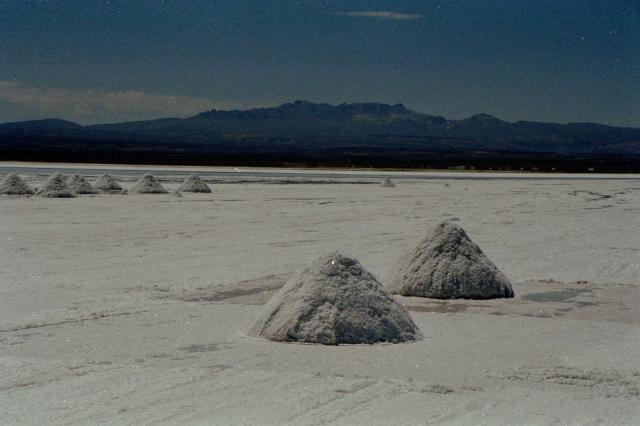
<box><xmin>0</xmin><ymin>81</ymin><xmax>264</xmax><ymax>124</ymax></box>
<box><xmin>337</xmin><ymin>11</ymin><xmax>422</xmax><ymax>21</ymax></box>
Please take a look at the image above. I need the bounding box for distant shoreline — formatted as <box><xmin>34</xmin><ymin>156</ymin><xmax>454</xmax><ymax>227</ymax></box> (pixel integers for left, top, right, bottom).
<box><xmin>3</xmin><ymin>161</ymin><xmax>639</xmax><ymax>179</ymax></box>
<box><xmin>3</xmin><ymin>139</ymin><xmax>639</xmax><ymax>173</ymax></box>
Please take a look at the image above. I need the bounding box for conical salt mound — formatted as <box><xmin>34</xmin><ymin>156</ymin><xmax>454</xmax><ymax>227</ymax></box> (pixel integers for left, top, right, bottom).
<box><xmin>0</xmin><ymin>174</ymin><xmax>35</xmax><ymax>195</ymax></box>
<box><xmin>94</xmin><ymin>174</ymin><xmax>122</xmax><ymax>192</ymax></box>
<box><xmin>177</xmin><ymin>174</ymin><xmax>211</xmax><ymax>193</ymax></box>
<box><xmin>381</xmin><ymin>178</ymin><xmax>396</xmax><ymax>187</ymax></box>
<box><xmin>250</xmin><ymin>252</ymin><xmax>422</xmax><ymax>345</ymax></box>
<box><xmin>129</xmin><ymin>174</ymin><xmax>167</xmax><ymax>194</ymax></box>
<box><xmin>36</xmin><ymin>173</ymin><xmax>75</xmax><ymax>198</ymax></box>
<box><xmin>66</xmin><ymin>174</ymin><xmax>97</xmax><ymax>194</ymax></box>
<box><xmin>386</xmin><ymin>222</ymin><xmax>513</xmax><ymax>299</ymax></box>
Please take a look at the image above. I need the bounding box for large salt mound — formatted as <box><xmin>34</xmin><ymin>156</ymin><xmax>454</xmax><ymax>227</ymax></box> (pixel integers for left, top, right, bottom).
<box><xmin>36</xmin><ymin>173</ymin><xmax>75</xmax><ymax>198</ymax></box>
<box><xmin>250</xmin><ymin>252</ymin><xmax>422</xmax><ymax>345</ymax></box>
<box><xmin>386</xmin><ymin>221</ymin><xmax>514</xmax><ymax>299</ymax></box>
<box><xmin>0</xmin><ymin>174</ymin><xmax>35</xmax><ymax>195</ymax></box>
<box><xmin>94</xmin><ymin>174</ymin><xmax>122</xmax><ymax>192</ymax></box>
<box><xmin>66</xmin><ymin>174</ymin><xmax>97</xmax><ymax>194</ymax></box>
<box><xmin>381</xmin><ymin>178</ymin><xmax>396</xmax><ymax>187</ymax></box>
<box><xmin>177</xmin><ymin>174</ymin><xmax>211</xmax><ymax>193</ymax></box>
<box><xmin>129</xmin><ymin>174</ymin><xmax>167</xmax><ymax>194</ymax></box>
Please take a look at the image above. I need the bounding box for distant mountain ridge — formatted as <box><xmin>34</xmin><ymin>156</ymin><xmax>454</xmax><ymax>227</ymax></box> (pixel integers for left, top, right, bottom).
<box><xmin>0</xmin><ymin>118</ymin><xmax>84</xmax><ymax>131</ymax></box>
<box><xmin>82</xmin><ymin>100</ymin><xmax>444</xmax><ymax>137</ymax></box>
<box><xmin>1</xmin><ymin>100</ymin><xmax>639</xmax><ymax>154</ymax></box>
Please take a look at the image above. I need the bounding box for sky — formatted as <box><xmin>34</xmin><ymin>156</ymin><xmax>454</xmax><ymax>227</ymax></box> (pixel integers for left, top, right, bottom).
<box><xmin>0</xmin><ymin>0</ymin><xmax>638</xmax><ymax>126</ymax></box>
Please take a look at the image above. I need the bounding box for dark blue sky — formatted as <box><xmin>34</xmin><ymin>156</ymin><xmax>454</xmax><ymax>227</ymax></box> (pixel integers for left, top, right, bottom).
<box><xmin>1</xmin><ymin>0</ymin><xmax>638</xmax><ymax>125</ymax></box>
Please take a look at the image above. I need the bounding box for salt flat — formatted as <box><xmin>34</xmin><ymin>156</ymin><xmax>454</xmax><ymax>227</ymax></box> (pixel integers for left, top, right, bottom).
<box><xmin>1</xmin><ymin>166</ymin><xmax>640</xmax><ymax>425</ymax></box>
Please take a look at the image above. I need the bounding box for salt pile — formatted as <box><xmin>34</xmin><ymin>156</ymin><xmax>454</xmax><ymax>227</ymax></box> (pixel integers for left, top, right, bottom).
<box><xmin>66</xmin><ymin>174</ymin><xmax>97</xmax><ymax>194</ymax></box>
<box><xmin>250</xmin><ymin>252</ymin><xmax>422</xmax><ymax>345</ymax></box>
<box><xmin>0</xmin><ymin>174</ymin><xmax>35</xmax><ymax>195</ymax></box>
<box><xmin>177</xmin><ymin>174</ymin><xmax>211</xmax><ymax>193</ymax></box>
<box><xmin>386</xmin><ymin>221</ymin><xmax>513</xmax><ymax>299</ymax></box>
<box><xmin>381</xmin><ymin>178</ymin><xmax>396</xmax><ymax>187</ymax></box>
<box><xmin>94</xmin><ymin>174</ymin><xmax>123</xmax><ymax>192</ymax></box>
<box><xmin>129</xmin><ymin>174</ymin><xmax>167</xmax><ymax>194</ymax></box>
<box><xmin>36</xmin><ymin>173</ymin><xmax>75</xmax><ymax>198</ymax></box>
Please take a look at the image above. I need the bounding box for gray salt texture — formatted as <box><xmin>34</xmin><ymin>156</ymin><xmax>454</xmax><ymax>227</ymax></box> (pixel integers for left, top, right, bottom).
<box><xmin>381</xmin><ymin>178</ymin><xmax>396</xmax><ymax>187</ymax></box>
<box><xmin>250</xmin><ymin>252</ymin><xmax>422</xmax><ymax>345</ymax></box>
<box><xmin>386</xmin><ymin>221</ymin><xmax>514</xmax><ymax>299</ymax></box>
<box><xmin>177</xmin><ymin>174</ymin><xmax>211</xmax><ymax>193</ymax></box>
<box><xmin>36</xmin><ymin>173</ymin><xmax>75</xmax><ymax>198</ymax></box>
<box><xmin>66</xmin><ymin>174</ymin><xmax>97</xmax><ymax>194</ymax></box>
<box><xmin>0</xmin><ymin>174</ymin><xmax>35</xmax><ymax>195</ymax></box>
<box><xmin>94</xmin><ymin>174</ymin><xmax>123</xmax><ymax>192</ymax></box>
<box><xmin>129</xmin><ymin>174</ymin><xmax>167</xmax><ymax>194</ymax></box>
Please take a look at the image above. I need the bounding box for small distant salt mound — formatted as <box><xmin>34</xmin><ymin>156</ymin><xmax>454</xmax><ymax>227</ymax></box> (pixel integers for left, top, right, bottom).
<box><xmin>129</xmin><ymin>174</ymin><xmax>167</xmax><ymax>194</ymax></box>
<box><xmin>178</xmin><ymin>175</ymin><xmax>211</xmax><ymax>193</ymax></box>
<box><xmin>0</xmin><ymin>174</ymin><xmax>35</xmax><ymax>195</ymax></box>
<box><xmin>36</xmin><ymin>173</ymin><xmax>75</xmax><ymax>198</ymax></box>
<box><xmin>250</xmin><ymin>252</ymin><xmax>422</xmax><ymax>345</ymax></box>
<box><xmin>386</xmin><ymin>221</ymin><xmax>514</xmax><ymax>299</ymax></box>
<box><xmin>381</xmin><ymin>178</ymin><xmax>396</xmax><ymax>187</ymax></box>
<box><xmin>66</xmin><ymin>174</ymin><xmax>97</xmax><ymax>194</ymax></box>
<box><xmin>94</xmin><ymin>174</ymin><xmax>122</xmax><ymax>192</ymax></box>
<box><xmin>177</xmin><ymin>174</ymin><xmax>211</xmax><ymax>193</ymax></box>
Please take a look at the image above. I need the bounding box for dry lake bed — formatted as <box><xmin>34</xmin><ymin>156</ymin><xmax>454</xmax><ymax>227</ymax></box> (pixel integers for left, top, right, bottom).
<box><xmin>1</xmin><ymin>163</ymin><xmax>640</xmax><ymax>425</ymax></box>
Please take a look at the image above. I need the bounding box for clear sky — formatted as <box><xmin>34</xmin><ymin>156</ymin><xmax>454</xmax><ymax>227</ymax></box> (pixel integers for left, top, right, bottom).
<box><xmin>1</xmin><ymin>0</ymin><xmax>638</xmax><ymax>126</ymax></box>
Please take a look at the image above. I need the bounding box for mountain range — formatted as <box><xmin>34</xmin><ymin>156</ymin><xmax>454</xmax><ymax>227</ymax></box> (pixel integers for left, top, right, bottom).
<box><xmin>1</xmin><ymin>101</ymin><xmax>639</xmax><ymax>170</ymax></box>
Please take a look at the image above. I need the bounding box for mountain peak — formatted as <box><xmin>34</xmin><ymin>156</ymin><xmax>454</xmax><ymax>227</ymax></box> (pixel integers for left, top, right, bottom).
<box><xmin>193</xmin><ymin>101</ymin><xmax>414</xmax><ymax>120</ymax></box>
<box><xmin>276</xmin><ymin>100</ymin><xmax>332</xmax><ymax>112</ymax></box>
<box><xmin>275</xmin><ymin>100</ymin><xmax>410</xmax><ymax>115</ymax></box>
<box><xmin>466</xmin><ymin>113</ymin><xmax>501</xmax><ymax>122</ymax></box>
<box><xmin>336</xmin><ymin>102</ymin><xmax>408</xmax><ymax>115</ymax></box>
